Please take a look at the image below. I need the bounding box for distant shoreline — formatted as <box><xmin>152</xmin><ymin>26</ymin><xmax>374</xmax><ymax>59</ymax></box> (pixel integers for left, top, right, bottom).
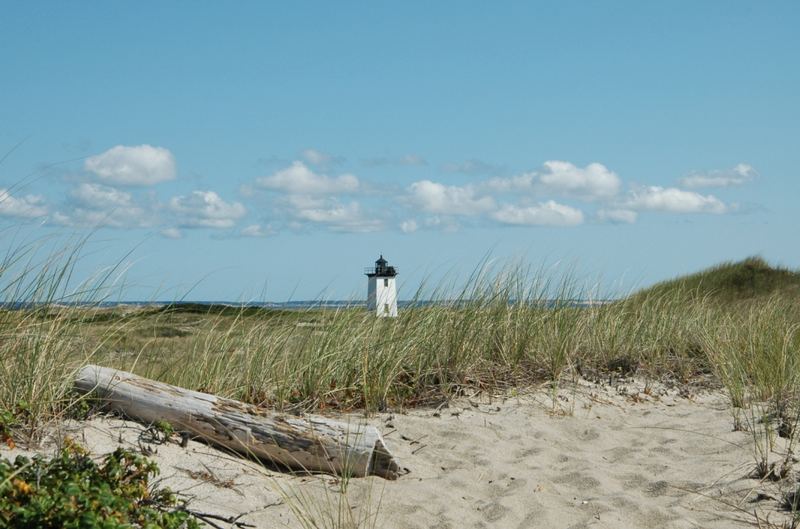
<box><xmin>1</xmin><ymin>299</ymin><xmax>615</xmax><ymax>310</ymax></box>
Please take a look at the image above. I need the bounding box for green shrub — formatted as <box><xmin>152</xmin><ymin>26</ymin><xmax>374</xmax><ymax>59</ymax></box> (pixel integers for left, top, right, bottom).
<box><xmin>0</xmin><ymin>444</ymin><xmax>200</xmax><ymax>528</ymax></box>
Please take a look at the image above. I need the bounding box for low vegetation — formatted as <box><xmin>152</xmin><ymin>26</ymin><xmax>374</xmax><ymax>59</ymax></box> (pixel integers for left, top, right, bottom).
<box><xmin>0</xmin><ymin>442</ymin><xmax>199</xmax><ymax>528</ymax></box>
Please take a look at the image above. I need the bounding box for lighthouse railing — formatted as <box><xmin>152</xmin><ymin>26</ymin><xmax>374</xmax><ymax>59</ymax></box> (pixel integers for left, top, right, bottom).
<box><xmin>364</xmin><ymin>266</ymin><xmax>399</xmax><ymax>276</ymax></box>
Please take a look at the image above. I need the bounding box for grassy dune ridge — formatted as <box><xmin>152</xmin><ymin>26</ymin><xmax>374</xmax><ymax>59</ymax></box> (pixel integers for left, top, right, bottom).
<box><xmin>627</xmin><ymin>256</ymin><xmax>800</xmax><ymax>304</ymax></box>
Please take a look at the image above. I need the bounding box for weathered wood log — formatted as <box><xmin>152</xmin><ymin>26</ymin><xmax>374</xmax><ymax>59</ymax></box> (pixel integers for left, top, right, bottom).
<box><xmin>74</xmin><ymin>365</ymin><xmax>400</xmax><ymax>479</ymax></box>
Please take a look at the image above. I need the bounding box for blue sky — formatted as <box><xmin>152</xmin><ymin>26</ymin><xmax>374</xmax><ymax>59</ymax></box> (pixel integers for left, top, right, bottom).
<box><xmin>1</xmin><ymin>1</ymin><xmax>798</xmax><ymax>301</ymax></box>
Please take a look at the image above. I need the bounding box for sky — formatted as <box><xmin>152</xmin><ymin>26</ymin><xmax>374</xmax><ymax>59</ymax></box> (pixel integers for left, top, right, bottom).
<box><xmin>1</xmin><ymin>1</ymin><xmax>798</xmax><ymax>301</ymax></box>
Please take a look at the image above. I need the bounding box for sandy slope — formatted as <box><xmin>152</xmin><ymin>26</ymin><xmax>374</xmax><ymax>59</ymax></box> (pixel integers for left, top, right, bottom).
<box><xmin>2</xmin><ymin>378</ymin><xmax>791</xmax><ymax>528</ymax></box>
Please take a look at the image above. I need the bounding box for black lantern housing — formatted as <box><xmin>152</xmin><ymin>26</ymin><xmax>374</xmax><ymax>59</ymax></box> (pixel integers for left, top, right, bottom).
<box><xmin>364</xmin><ymin>255</ymin><xmax>398</xmax><ymax>277</ymax></box>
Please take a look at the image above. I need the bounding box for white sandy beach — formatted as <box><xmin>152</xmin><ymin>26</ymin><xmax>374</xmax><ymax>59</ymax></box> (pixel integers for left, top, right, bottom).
<box><xmin>2</xmin><ymin>378</ymin><xmax>789</xmax><ymax>528</ymax></box>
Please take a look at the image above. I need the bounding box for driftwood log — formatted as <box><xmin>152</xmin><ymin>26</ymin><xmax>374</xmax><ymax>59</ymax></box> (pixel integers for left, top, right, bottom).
<box><xmin>74</xmin><ymin>365</ymin><xmax>400</xmax><ymax>479</ymax></box>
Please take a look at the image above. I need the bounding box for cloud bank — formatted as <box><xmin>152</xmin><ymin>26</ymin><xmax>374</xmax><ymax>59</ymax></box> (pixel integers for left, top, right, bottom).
<box><xmin>4</xmin><ymin>148</ymin><xmax>751</xmax><ymax>236</ymax></box>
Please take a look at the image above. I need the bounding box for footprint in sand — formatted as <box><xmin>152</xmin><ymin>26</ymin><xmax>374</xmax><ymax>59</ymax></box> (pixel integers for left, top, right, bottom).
<box><xmin>475</xmin><ymin>499</ymin><xmax>509</xmax><ymax>523</ymax></box>
<box><xmin>577</xmin><ymin>427</ymin><xmax>600</xmax><ymax>441</ymax></box>
<box><xmin>644</xmin><ymin>480</ymin><xmax>670</xmax><ymax>497</ymax></box>
<box><xmin>487</xmin><ymin>476</ymin><xmax>528</xmax><ymax>497</ymax></box>
<box><xmin>605</xmin><ymin>445</ymin><xmax>641</xmax><ymax>463</ymax></box>
<box><xmin>610</xmin><ymin>495</ymin><xmax>642</xmax><ymax>513</ymax></box>
<box><xmin>553</xmin><ymin>471</ymin><xmax>601</xmax><ymax>492</ymax></box>
<box><xmin>514</xmin><ymin>507</ymin><xmax>546</xmax><ymax>529</ymax></box>
<box><xmin>621</xmin><ymin>473</ymin><xmax>648</xmax><ymax>490</ymax></box>
<box><xmin>472</xmin><ymin>456</ymin><xmax>492</xmax><ymax>467</ymax></box>
<box><xmin>513</xmin><ymin>446</ymin><xmax>542</xmax><ymax>459</ymax></box>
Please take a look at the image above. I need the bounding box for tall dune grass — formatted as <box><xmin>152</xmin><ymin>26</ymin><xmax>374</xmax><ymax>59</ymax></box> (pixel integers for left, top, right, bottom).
<box><xmin>2</xmin><ymin>238</ymin><xmax>800</xmax><ymax>443</ymax></box>
<box><xmin>0</xmin><ymin>236</ymin><xmax>121</xmax><ymax>437</ymax></box>
<box><xmin>145</xmin><ymin>279</ymin><xmax>736</xmax><ymax>413</ymax></box>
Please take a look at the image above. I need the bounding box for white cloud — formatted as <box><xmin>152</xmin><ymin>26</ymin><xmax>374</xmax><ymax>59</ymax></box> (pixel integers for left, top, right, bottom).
<box><xmin>400</xmin><ymin>219</ymin><xmax>418</xmax><ymax>233</ymax></box>
<box><xmin>85</xmin><ymin>145</ymin><xmax>176</xmax><ymax>186</ymax></box>
<box><xmin>0</xmin><ymin>188</ymin><xmax>48</xmax><ymax>218</ymax></box>
<box><xmin>256</xmin><ymin>161</ymin><xmax>359</xmax><ymax>194</ymax></box>
<box><xmin>169</xmin><ymin>190</ymin><xmax>246</xmax><ymax>229</ymax></box>
<box><xmin>241</xmin><ymin>224</ymin><xmax>274</xmax><ymax>237</ymax></box>
<box><xmin>623</xmin><ymin>186</ymin><xmax>730</xmax><ymax>214</ymax></box>
<box><xmin>679</xmin><ymin>163</ymin><xmax>757</xmax><ymax>188</ymax></box>
<box><xmin>72</xmin><ymin>182</ymin><xmax>134</xmax><ymax>209</ymax></box>
<box><xmin>538</xmin><ymin>161</ymin><xmax>621</xmax><ymax>200</ymax></box>
<box><xmin>486</xmin><ymin>161</ymin><xmax>620</xmax><ymax>201</ymax></box>
<box><xmin>407</xmin><ymin>180</ymin><xmax>496</xmax><ymax>216</ymax></box>
<box><xmin>54</xmin><ymin>183</ymin><xmax>152</xmax><ymax>228</ymax></box>
<box><xmin>160</xmin><ymin>227</ymin><xmax>183</xmax><ymax>239</ymax></box>
<box><xmin>491</xmin><ymin>201</ymin><xmax>584</xmax><ymax>226</ymax></box>
<box><xmin>287</xmin><ymin>195</ymin><xmax>382</xmax><ymax>232</ymax></box>
<box><xmin>597</xmin><ymin>208</ymin><xmax>638</xmax><ymax>224</ymax></box>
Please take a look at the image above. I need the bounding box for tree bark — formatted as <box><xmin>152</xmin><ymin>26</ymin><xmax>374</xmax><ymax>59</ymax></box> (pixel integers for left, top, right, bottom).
<box><xmin>74</xmin><ymin>365</ymin><xmax>400</xmax><ymax>479</ymax></box>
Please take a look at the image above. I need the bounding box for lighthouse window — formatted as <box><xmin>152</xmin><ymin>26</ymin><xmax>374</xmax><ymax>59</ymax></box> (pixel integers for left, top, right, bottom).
<box><xmin>383</xmin><ymin>278</ymin><xmax>388</xmax><ymax>287</ymax></box>
<box><xmin>384</xmin><ymin>303</ymin><xmax>389</xmax><ymax>314</ymax></box>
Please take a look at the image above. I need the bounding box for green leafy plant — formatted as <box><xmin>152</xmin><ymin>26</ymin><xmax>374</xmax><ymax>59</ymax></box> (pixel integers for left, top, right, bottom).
<box><xmin>146</xmin><ymin>419</ymin><xmax>175</xmax><ymax>444</ymax></box>
<box><xmin>0</xmin><ymin>443</ymin><xmax>200</xmax><ymax>528</ymax></box>
<box><xmin>0</xmin><ymin>408</ymin><xmax>16</xmax><ymax>449</ymax></box>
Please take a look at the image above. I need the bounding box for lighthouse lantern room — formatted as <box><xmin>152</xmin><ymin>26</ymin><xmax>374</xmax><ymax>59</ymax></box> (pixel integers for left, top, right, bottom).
<box><xmin>365</xmin><ymin>255</ymin><xmax>398</xmax><ymax>317</ymax></box>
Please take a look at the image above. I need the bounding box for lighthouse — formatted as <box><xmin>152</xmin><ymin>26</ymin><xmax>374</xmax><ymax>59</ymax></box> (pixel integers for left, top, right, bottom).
<box><xmin>365</xmin><ymin>255</ymin><xmax>398</xmax><ymax>317</ymax></box>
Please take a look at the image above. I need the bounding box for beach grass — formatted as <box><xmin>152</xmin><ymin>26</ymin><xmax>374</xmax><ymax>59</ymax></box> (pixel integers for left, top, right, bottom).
<box><xmin>2</xmin><ymin>238</ymin><xmax>800</xmax><ymax>525</ymax></box>
<box><xmin>2</xmin><ymin>241</ymin><xmax>798</xmax><ymax>428</ymax></box>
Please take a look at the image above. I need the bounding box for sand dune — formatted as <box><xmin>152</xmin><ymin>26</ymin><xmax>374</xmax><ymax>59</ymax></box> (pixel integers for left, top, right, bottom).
<box><xmin>2</xmin><ymin>378</ymin><xmax>790</xmax><ymax>528</ymax></box>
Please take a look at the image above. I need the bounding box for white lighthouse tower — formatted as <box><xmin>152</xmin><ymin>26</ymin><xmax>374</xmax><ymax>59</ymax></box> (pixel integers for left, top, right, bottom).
<box><xmin>365</xmin><ymin>255</ymin><xmax>398</xmax><ymax>317</ymax></box>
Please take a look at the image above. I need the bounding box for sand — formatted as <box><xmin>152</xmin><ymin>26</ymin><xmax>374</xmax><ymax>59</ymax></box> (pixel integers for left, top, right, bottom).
<box><xmin>2</xmin><ymin>377</ymin><xmax>792</xmax><ymax>528</ymax></box>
